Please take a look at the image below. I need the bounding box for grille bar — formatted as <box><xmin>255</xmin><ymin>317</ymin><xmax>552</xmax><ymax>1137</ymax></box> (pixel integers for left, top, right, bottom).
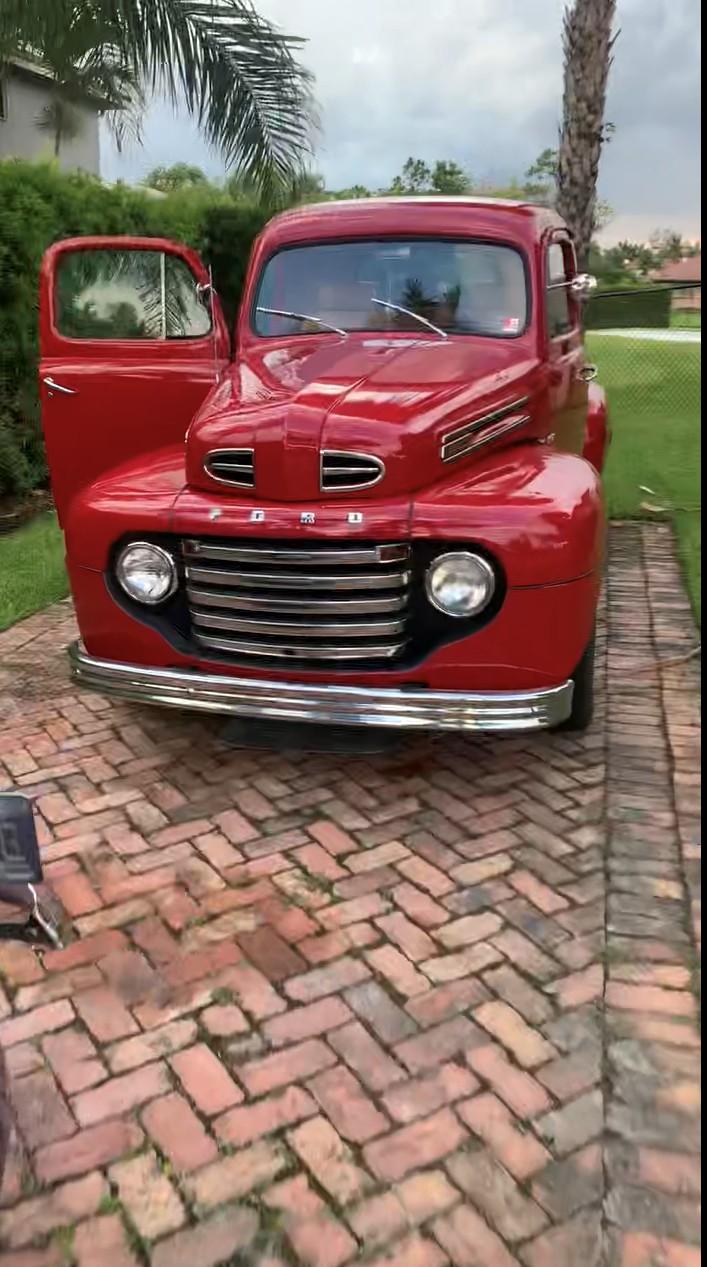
<box><xmin>441</xmin><ymin>397</ymin><xmax>529</xmax><ymax>462</ymax></box>
<box><xmin>204</xmin><ymin>449</ymin><xmax>255</xmax><ymax>487</ymax></box>
<box><xmin>186</xmin><ymin>587</ymin><xmax>407</xmax><ymax>615</ymax></box>
<box><xmin>320</xmin><ymin>451</ymin><xmax>385</xmax><ymax>491</ymax></box>
<box><xmin>196</xmin><ymin>633</ymin><xmax>407</xmax><ymax>661</ymax></box>
<box><xmin>183</xmin><ymin>537</ymin><xmax>412</xmax><ymax>667</ymax></box>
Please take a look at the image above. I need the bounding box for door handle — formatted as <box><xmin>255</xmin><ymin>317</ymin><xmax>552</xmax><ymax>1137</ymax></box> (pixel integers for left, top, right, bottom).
<box><xmin>43</xmin><ymin>377</ymin><xmax>77</xmax><ymax>396</ymax></box>
<box><xmin>578</xmin><ymin>364</ymin><xmax>598</xmax><ymax>383</ymax></box>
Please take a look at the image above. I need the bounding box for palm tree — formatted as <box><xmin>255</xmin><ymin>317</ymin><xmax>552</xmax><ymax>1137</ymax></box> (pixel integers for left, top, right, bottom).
<box><xmin>556</xmin><ymin>0</ymin><xmax>618</xmax><ymax>267</ymax></box>
<box><xmin>0</xmin><ymin>0</ymin><xmax>316</xmax><ymax>192</ymax></box>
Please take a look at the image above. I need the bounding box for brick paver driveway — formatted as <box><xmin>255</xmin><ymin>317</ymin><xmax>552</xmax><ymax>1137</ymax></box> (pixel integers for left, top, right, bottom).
<box><xmin>0</xmin><ymin>524</ymin><xmax>700</xmax><ymax>1267</ymax></box>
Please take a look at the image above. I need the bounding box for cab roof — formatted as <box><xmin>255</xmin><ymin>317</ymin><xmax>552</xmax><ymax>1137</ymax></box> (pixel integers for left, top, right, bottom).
<box><xmin>258</xmin><ymin>195</ymin><xmax>568</xmax><ymax>251</ymax></box>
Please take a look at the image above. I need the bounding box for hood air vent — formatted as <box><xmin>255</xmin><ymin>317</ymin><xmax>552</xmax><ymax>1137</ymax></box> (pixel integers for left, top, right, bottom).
<box><xmin>320</xmin><ymin>451</ymin><xmax>384</xmax><ymax>492</ymax></box>
<box><xmin>205</xmin><ymin>449</ymin><xmax>255</xmax><ymax>488</ymax></box>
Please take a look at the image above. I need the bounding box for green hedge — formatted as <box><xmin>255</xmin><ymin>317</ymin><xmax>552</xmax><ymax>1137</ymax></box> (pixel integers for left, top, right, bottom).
<box><xmin>0</xmin><ymin>160</ymin><xmax>268</xmax><ymax>498</ymax></box>
<box><xmin>585</xmin><ymin>285</ymin><xmax>672</xmax><ymax>330</ymax></box>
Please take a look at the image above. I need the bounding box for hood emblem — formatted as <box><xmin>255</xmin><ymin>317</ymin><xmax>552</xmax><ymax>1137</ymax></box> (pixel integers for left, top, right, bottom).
<box><xmin>300</xmin><ymin>512</ymin><xmax>316</xmax><ymax>525</ymax></box>
<box><xmin>250</xmin><ymin>510</ymin><xmax>265</xmax><ymax>522</ymax></box>
<box><xmin>347</xmin><ymin>512</ymin><xmax>363</xmax><ymax>525</ymax></box>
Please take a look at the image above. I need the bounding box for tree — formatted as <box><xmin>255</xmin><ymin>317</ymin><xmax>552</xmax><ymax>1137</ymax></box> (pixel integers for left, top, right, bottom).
<box><xmin>556</xmin><ymin>0</ymin><xmax>618</xmax><ymax>267</ymax></box>
<box><xmin>144</xmin><ymin>163</ymin><xmax>210</xmax><ymax>192</ymax></box>
<box><xmin>430</xmin><ymin>160</ymin><xmax>470</xmax><ymax>194</ymax></box>
<box><xmin>389</xmin><ymin>157</ymin><xmax>432</xmax><ymax>195</ymax></box>
<box><xmin>649</xmin><ymin>228</ymin><xmax>686</xmax><ymax>263</ymax></box>
<box><xmin>0</xmin><ymin>0</ymin><xmax>316</xmax><ymax>192</ymax></box>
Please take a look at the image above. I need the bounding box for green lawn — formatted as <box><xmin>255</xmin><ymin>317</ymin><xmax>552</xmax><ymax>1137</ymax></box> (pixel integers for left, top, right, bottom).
<box><xmin>587</xmin><ymin>332</ymin><xmax>701</xmax><ymax>623</ymax></box>
<box><xmin>0</xmin><ymin>512</ymin><xmax>68</xmax><ymax>632</ymax></box>
<box><xmin>670</xmin><ymin>311</ymin><xmax>701</xmax><ymax>330</ymax></box>
<box><xmin>0</xmin><ymin>337</ymin><xmax>701</xmax><ymax>631</ymax></box>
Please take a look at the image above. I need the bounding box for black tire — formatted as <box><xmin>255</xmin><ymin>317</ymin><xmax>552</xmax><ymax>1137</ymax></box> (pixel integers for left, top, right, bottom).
<box><xmin>554</xmin><ymin>632</ymin><xmax>596</xmax><ymax>732</ymax></box>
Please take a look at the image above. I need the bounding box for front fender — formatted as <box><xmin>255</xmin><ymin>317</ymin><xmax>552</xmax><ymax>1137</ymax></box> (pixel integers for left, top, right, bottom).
<box><xmin>413</xmin><ymin>444</ymin><xmax>605</xmax><ymax>586</ymax></box>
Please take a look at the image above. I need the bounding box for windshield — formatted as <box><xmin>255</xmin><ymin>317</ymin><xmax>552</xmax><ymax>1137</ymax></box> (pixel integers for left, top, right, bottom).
<box><xmin>253</xmin><ymin>239</ymin><xmax>528</xmax><ymax>339</ymax></box>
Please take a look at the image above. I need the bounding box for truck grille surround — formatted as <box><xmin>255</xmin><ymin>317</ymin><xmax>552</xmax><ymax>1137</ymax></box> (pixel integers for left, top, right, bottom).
<box><xmin>183</xmin><ymin>538</ymin><xmax>412</xmax><ymax>666</ymax></box>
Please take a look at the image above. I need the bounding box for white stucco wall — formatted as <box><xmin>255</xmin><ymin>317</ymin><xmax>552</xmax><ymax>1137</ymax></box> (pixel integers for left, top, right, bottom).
<box><xmin>0</xmin><ymin>69</ymin><xmax>101</xmax><ymax>174</ymax></box>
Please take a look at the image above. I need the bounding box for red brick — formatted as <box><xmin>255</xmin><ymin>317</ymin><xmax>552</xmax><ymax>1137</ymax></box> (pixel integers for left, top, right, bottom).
<box><xmin>11</xmin><ymin>1070</ymin><xmax>75</xmax><ymax>1149</ymax></box>
<box><xmin>492</xmin><ymin>929</ymin><xmax>558</xmax><ymax>982</ymax></box>
<box><xmin>214</xmin><ymin>808</ymin><xmax>260</xmax><ymax>844</ymax></box>
<box><xmin>202</xmin><ymin>877</ymin><xmax>273</xmax><ymax>916</ymax></box>
<box><xmin>435</xmin><ymin>911</ymin><xmax>503</xmax><ymax>949</ymax></box>
<box><xmin>216</xmin><ymin>1084</ymin><xmax>317</xmax><ymax>1146</ymax></box>
<box><xmin>606</xmin><ymin>981</ymin><xmax>697</xmax><ymax>1017</ymax></box>
<box><xmin>72</xmin><ymin>1061</ymin><xmax>170</xmax><ymax>1126</ymax></box>
<box><xmin>170</xmin><ymin>1042</ymin><xmax>243</xmax><ymax>1114</ymax></box>
<box><xmin>142</xmin><ymin>1092</ymin><xmax>217</xmax><ymax>1171</ymax></box>
<box><xmin>391</xmin><ymin>881</ymin><xmax>449</xmax><ymax>928</ymax></box>
<box><xmin>100</xmin><ymin>866</ymin><xmax>178</xmax><ymax>905</ymax></box>
<box><xmin>397</xmin><ymin>855</ymin><xmax>454</xmax><ymax>897</ymax></box>
<box><xmin>264</xmin><ymin>995</ymin><xmax>353</xmax><ymax>1047</ymax></box>
<box><xmin>334</xmin><ymin>865</ymin><xmax>399</xmax><ymax>900</ymax></box>
<box><xmin>318</xmin><ymin>893</ymin><xmax>390</xmax><ymax>929</ymax></box>
<box><xmin>109</xmin><ymin>1151</ymin><xmax>185</xmax><ymax>1239</ymax></box>
<box><xmin>509</xmin><ymin>869</ymin><xmax>569</xmax><ymax>913</ymax></box>
<box><xmin>382</xmin><ymin>1062</ymin><xmax>478</xmax><ymax>1124</ymax></box>
<box><xmin>364</xmin><ymin>1234</ymin><xmax>448</xmax><ymax>1267</ymax></box>
<box><xmin>264</xmin><ymin>1172</ymin><xmax>327</xmax><ymax>1220</ymax></box>
<box><xmin>154</xmin><ymin>886</ymin><xmax>200</xmax><ymax>930</ymax></box>
<box><xmin>237</xmin><ymin>927</ymin><xmax>306</xmax><ymax>982</ymax></box>
<box><xmin>108</xmin><ymin>1018</ymin><xmax>196</xmax><ymax>1073</ymax></box>
<box><xmin>217</xmin><ymin>961</ymin><xmax>286</xmax><ymax>1020</ymax></box>
<box><xmin>451</xmin><ymin>853</ymin><xmax>514</xmax><ymax>886</ymax></box>
<box><xmin>520</xmin><ymin>1208</ymin><xmax>602</xmax><ymax>1267</ymax></box>
<box><xmin>162</xmin><ymin>940</ymin><xmax>241</xmax><ymax>989</ymax></box>
<box><xmin>433</xmin><ymin>1205</ymin><xmax>519</xmax><ymax>1267</ymax></box>
<box><xmin>285</xmin><ymin>955</ymin><xmax>370</xmax><ymax>1002</ymax></box>
<box><xmin>185</xmin><ymin>1140</ymin><xmax>288</xmax><ymax>1208</ymax></box>
<box><xmin>394</xmin><ymin>1015</ymin><xmax>482</xmax><ymax>1074</ymax></box>
<box><xmin>293</xmin><ymin>841</ymin><xmax>347</xmax><ymax>882</ymax></box>
<box><xmin>35</xmin><ymin>1119</ymin><xmax>144</xmax><ymax>1184</ymax></box>
<box><xmin>14</xmin><ymin>965</ymin><xmax>101</xmax><ymax>1013</ymax></box>
<box><xmin>0</xmin><ymin>1172</ymin><xmax>108</xmax><ymax>1250</ymax></box>
<box><xmin>483</xmin><ymin>963</ymin><xmax>554</xmax><ymax>1024</ymax></box>
<box><xmin>151</xmin><ymin>1206</ymin><xmax>259</xmax><ymax>1267</ymax></box>
<box><xmin>474</xmin><ymin>1000</ymin><xmax>557</xmax><ymax>1068</ymax></box>
<box><xmin>407</xmin><ymin>977</ymin><xmax>491</xmax><ymax>1027</ymax></box>
<box><xmin>74</xmin><ymin>986</ymin><xmax>138</xmax><ymax>1042</ymax></box>
<box><xmin>286</xmin><ymin>1212</ymin><xmax>357</xmax><ymax>1267</ymax></box>
<box><xmin>365</xmin><ymin>944</ymin><xmax>429</xmax><ymax>997</ymax></box>
<box><xmin>288</xmin><ymin>1116</ymin><xmax>372</xmax><ymax>1204</ymax></box>
<box><xmin>240</xmin><ymin>1039</ymin><xmax>336</xmax><ymax>1096</ymax></box>
<box><xmin>467</xmin><ymin>1043</ymin><xmax>551</xmax><ymax>1118</ymax></box>
<box><xmin>200</xmin><ymin>1002</ymin><xmax>249</xmax><ymax>1037</ymax></box>
<box><xmin>0</xmin><ymin>942</ymin><xmax>44</xmax><ymax>986</ymax></box>
<box><xmin>308</xmin><ymin>821</ymin><xmax>358</xmax><ymax>855</ymax></box>
<box><xmin>620</xmin><ymin>1232</ymin><xmax>701</xmax><ymax>1267</ymax></box>
<box><xmin>636</xmin><ymin>1148</ymin><xmax>701</xmax><ymax>1196</ymax></box>
<box><xmin>42</xmin><ymin>1025</ymin><xmax>105</xmax><ymax>1094</ymax></box>
<box><xmin>457</xmin><ymin>1092</ymin><xmax>550</xmax><ymax>1180</ymax></box>
<box><xmin>329</xmin><ymin>1020</ymin><xmax>405</xmax><ymax>1091</ymax></box>
<box><xmin>420</xmin><ymin>941</ymin><xmax>502</xmax><ymax>985</ymax></box>
<box><xmin>363</xmin><ymin>1107</ymin><xmax>466</xmax><ymax>1182</ymax></box>
<box><xmin>551</xmin><ymin>964</ymin><xmax>604</xmax><ymax>1009</ymax></box>
<box><xmin>0</xmin><ymin>999</ymin><xmax>74</xmax><ymax>1048</ymax></box>
<box><xmin>73</xmin><ymin>1214</ymin><xmax>140</xmax><ymax>1267</ymax></box>
<box><xmin>309</xmin><ymin>1064</ymin><xmax>389</xmax><ymax>1143</ymax></box>
<box><xmin>376</xmin><ymin>912</ymin><xmax>437</xmax><ymax>961</ymax></box>
<box><xmin>43</xmin><ymin>929</ymin><xmax>128</xmax><ymax>973</ymax></box>
<box><xmin>51</xmin><ymin>870</ymin><xmax>102</xmax><ymax>916</ymax></box>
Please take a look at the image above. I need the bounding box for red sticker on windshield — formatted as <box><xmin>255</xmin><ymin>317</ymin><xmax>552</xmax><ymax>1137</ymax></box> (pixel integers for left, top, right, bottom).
<box><xmin>502</xmin><ymin>317</ymin><xmax>520</xmax><ymax>333</ymax></box>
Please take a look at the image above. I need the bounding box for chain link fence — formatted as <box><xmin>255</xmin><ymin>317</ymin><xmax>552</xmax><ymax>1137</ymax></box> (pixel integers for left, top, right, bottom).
<box><xmin>585</xmin><ymin>282</ymin><xmax>700</xmax><ymax>437</ymax></box>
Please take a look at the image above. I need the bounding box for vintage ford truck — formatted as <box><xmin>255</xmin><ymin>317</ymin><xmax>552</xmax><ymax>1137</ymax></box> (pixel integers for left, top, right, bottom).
<box><xmin>39</xmin><ymin>196</ymin><xmax>609</xmax><ymax>733</ymax></box>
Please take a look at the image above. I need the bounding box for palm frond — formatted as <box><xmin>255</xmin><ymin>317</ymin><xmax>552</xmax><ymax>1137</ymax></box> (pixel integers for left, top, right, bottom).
<box><xmin>0</xmin><ymin>0</ymin><xmax>317</xmax><ymax>190</ymax></box>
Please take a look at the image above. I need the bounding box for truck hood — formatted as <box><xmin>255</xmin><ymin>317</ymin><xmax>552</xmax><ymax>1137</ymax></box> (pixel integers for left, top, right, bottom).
<box><xmin>185</xmin><ymin>334</ymin><xmax>551</xmax><ymax>502</ymax></box>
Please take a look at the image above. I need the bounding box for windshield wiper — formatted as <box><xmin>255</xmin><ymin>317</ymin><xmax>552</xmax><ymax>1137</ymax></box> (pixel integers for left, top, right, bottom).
<box><xmin>371</xmin><ymin>297</ymin><xmax>448</xmax><ymax>340</ymax></box>
<box><xmin>256</xmin><ymin>306</ymin><xmax>348</xmax><ymax>337</ymax></box>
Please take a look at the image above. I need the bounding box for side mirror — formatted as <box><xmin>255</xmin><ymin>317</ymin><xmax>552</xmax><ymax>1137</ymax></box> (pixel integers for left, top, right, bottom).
<box><xmin>570</xmin><ymin>273</ymin><xmax>598</xmax><ymax>300</ymax></box>
<box><xmin>195</xmin><ymin>281</ymin><xmax>215</xmax><ymax>310</ymax></box>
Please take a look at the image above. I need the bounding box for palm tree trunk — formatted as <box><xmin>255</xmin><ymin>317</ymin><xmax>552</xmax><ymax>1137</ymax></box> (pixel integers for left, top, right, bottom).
<box><xmin>556</xmin><ymin>0</ymin><xmax>617</xmax><ymax>268</ymax></box>
<box><xmin>54</xmin><ymin>128</ymin><xmax>61</xmax><ymax>158</ymax></box>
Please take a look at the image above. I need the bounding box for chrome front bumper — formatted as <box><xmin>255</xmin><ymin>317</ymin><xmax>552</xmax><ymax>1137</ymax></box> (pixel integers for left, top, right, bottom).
<box><xmin>68</xmin><ymin>642</ymin><xmax>573</xmax><ymax>733</ymax></box>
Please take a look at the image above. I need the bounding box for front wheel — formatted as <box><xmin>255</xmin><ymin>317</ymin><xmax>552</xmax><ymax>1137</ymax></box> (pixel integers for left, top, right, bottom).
<box><xmin>554</xmin><ymin>632</ymin><xmax>596</xmax><ymax>732</ymax></box>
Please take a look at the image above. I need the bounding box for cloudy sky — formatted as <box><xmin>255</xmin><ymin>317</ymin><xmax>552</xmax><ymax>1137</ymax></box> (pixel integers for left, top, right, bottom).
<box><xmin>102</xmin><ymin>0</ymin><xmax>701</xmax><ymax>245</ymax></box>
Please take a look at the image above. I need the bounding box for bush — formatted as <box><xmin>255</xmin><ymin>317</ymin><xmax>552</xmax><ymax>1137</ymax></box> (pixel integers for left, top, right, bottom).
<box><xmin>585</xmin><ymin>286</ymin><xmax>672</xmax><ymax>330</ymax></box>
<box><xmin>0</xmin><ymin>160</ymin><xmax>266</xmax><ymax>498</ymax></box>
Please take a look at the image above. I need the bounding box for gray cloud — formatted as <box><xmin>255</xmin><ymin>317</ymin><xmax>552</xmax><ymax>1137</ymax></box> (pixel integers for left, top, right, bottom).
<box><xmin>102</xmin><ymin>0</ymin><xmax>700</xmax><ymax>243</ymax></box>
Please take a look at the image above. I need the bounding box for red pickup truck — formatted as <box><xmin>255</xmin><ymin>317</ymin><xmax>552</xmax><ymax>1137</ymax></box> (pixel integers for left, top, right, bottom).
<box><xmin>39</xmin><ymin>196</ymin><xmax>609</xmax><ymax>734</ymax></box>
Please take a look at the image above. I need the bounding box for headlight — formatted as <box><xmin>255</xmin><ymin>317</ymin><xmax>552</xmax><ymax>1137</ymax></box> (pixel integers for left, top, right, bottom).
<box><xmin>425</xmin><ymin>551</ymin><xmax>496</xmax><ymax>618</ymax></box>
<box><xmin>116</xmin><ymin>542</ymin><xmax>177</xmax><ymax>605</ymax></box>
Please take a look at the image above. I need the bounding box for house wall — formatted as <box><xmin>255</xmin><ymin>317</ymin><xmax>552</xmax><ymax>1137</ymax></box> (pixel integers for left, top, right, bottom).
<box><xmin>0</xmin><ymin>70</ymin><xmax>100</xmax><ymax>174</ymax></box>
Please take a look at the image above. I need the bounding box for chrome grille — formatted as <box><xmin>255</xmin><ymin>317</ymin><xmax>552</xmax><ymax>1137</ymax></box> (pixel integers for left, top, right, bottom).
<box><xmin>320</xmin><ymin>451</ymin><xmax>384</xmax><ymax>491</ymax></box>
<box><xmin>183</xmin><ymin>538</ymin><xmax>411</xmax><ymax>664</ymax></box>
<box><xmin>205</xmin><ymin>449</ymin><xmax>255</xmax><ymax>487</ymax></box>
<box><xmin>441</xmin><ymin>397</ymin><xmax>530</xmax><ymax>463</ymax></box>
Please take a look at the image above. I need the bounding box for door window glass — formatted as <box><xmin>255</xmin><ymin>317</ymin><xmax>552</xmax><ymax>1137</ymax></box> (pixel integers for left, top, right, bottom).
<box><xmin>55</xmin><ymin>249</ymin><xmax>211</xmax><ymax>339</ymax></box>
<box><xmin>546</xmin><ymin>242</ymin><xmax>574</xmax><ymax>338</ymax></box>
